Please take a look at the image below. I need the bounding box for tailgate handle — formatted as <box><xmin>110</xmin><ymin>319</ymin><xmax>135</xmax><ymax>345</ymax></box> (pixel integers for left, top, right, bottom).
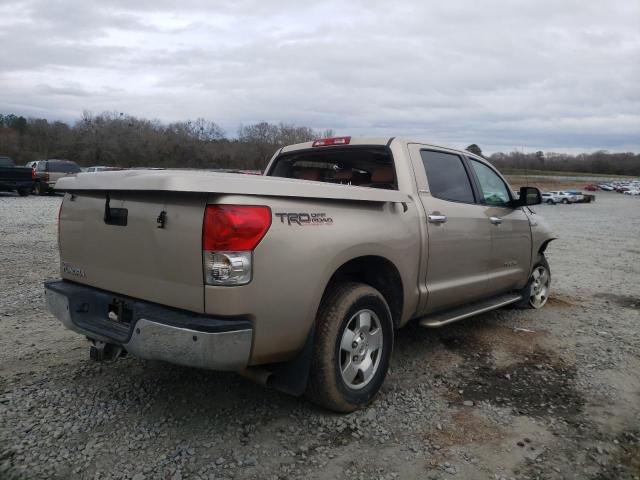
<box><xmin>104</xmin><ymin>193</ymin><xmax>128</xmax><ymax>226</ymax></box>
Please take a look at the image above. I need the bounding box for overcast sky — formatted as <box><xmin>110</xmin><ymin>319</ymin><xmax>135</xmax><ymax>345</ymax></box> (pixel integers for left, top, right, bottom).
<box><xmin>1</xmin><ymin>0</ymin><xmax>639</xmax><ymax>153</ymax></box>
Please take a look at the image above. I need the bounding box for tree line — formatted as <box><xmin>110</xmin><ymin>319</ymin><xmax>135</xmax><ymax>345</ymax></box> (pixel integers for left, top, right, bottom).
<box><xmin>0</xmin><ymin>112</ymin><xmax>333</xmax><ymax>171</ymax></box>
<box><xmin>0</xmin><ymin>112</ymin><xmax>637</xmax><ymax>175</ymax></box>
<box><xmin>467</xmin><ymin>144</ymin><xmax>640</xmax><ymax>177</ymax></box>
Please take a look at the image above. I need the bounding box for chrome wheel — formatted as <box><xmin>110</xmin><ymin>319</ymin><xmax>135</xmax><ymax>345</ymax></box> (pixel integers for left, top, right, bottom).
<box><xmin>529</xmin><ymin>266</ymin><xmax>550</xmax><ymax>308</ymax></box>
<box><xmin>339</xmin><ymin>309</ymin><xmax>383</xmax><ymax>390</ymax></box>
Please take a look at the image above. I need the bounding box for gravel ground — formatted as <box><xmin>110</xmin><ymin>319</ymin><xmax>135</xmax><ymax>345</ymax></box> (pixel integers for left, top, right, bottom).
<box><xmin>1</xmin><ymin>191</ymin><xmax>639</xmax><ymax>480</ymax></box>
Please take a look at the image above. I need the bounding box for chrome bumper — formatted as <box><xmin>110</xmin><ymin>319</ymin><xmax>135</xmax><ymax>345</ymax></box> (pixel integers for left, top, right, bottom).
<box><xmin>44</xmin><ymin>280</ymin><xmax>252</xmax><ymax>371</ymax></box>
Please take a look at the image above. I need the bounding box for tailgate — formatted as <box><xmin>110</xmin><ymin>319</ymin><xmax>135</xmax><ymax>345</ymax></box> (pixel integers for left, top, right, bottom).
<box><xmin>0</xmin><ymin>167</ymin><xmax>32</xmax><ymax>181</ymax></box>
<box><xmin>59</xmin><ymin>191</ymin><xmax>207</xmax><ymax>313</ymax></box>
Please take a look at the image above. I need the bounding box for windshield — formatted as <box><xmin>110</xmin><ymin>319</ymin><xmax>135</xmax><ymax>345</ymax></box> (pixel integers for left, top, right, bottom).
<box><xmin>268</xmin><ymin>147</ymin><xmax>397</xmax><ymax>190</ymax></box>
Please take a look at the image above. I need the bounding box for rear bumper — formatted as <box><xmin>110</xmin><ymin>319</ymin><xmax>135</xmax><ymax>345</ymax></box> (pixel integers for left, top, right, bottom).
<box><xmin>44</xmin><ymin>280</ymin><xmax>252</xmax><ymax>371</ymax></box>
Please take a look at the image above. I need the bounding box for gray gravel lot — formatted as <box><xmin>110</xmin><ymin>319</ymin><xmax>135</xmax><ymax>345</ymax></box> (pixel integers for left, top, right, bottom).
<box><xmin>1</xmin><ymin>191</ymin><xmax>639</xmax><ymax>479</ymax></box>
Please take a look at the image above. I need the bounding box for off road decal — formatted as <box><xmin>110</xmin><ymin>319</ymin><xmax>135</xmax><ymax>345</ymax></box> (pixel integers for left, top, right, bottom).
<box><xmin>275</xmin><ymin>212</ymin><xmax>333</xmax><ymax>226</ymax></box>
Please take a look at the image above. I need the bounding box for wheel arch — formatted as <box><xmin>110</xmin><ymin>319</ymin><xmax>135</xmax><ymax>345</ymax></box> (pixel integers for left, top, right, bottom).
<box><xmin>264</xmin><ymin>255</ymin><xmax>405</xmax><ymax>397</ymax></box>
<box><xmin>538</xmin><ymin>238</ymin><xmax>555</xmax><ymax>255</ymax></box>
<box><xmin>319</xmin><ymin>255</ymin><xmax>404</xmax><ymax>328</ymax></box>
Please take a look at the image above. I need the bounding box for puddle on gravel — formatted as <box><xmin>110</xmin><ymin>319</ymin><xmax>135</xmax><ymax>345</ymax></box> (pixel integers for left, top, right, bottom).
<box><xmin>439</xmin><ymin>332</ymin><xmax>584</xmax><ymax>420</ymax></box>
<box><xmin>594</xmin><ymin>293</ymin><xmax>640</xmax><ymax>310</ymax></box>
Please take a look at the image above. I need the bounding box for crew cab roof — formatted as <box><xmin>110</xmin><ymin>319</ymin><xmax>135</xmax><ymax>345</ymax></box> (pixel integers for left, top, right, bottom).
<box><xmin>280</xmin><ymin>137</ymin><xmax>483</xmax><ymax>161</ymax></box>
<box><xmin>280</xmin><ymin>137</ymin><xmax>393</xmax><ymax>153</ymax></box>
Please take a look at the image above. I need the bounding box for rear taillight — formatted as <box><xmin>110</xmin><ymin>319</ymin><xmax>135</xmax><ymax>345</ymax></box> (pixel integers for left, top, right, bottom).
<box><xmin>202</xmin><ymin>205</ymin><xmax>271</xmax><ymax>286</ymax></box>
<box><xmin>31</xmin><ymin>168</ymin><xmax>36</xmax><ymax>180</ymax></box>
<box><xmin>312</xmin><ymin>136</ymin><xmax>351</xmax><ymax>147</ymax></box>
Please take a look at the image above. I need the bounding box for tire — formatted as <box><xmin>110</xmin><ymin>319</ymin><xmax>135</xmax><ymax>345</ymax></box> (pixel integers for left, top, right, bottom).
<box><xmin>515</xmin><ymin>254</ymin><xmax>551</xmax><ymax>309</ymax></box>
<box><xmin>17</xmin><ymin>188</ymin><xmax>30</xmax><ymax>196</ymax></box>
<box><xmin>306</xmin><ymin>282</ymin><xmax>394</xmax><ymax>413</ymax></box>
<box><xmin>546</xmin><ymin>199</ymin><xmax>554</xmax><ymax>205</ymax></box>
<box><xmin>561</xmin><ymin>198</ymin><xmax>569</xmax><ymax>204</ymax></box>
<box><xmin>33</xmin><ymin>182</ymin><xmax>46</xmax><ymax>196</ymax></box>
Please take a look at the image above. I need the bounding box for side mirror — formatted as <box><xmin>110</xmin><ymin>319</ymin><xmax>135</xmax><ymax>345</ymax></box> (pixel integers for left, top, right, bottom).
<box><xmin>515</xmin><ymin>186</ymin><xmax>542</xmax><ymax>206</ymax></box>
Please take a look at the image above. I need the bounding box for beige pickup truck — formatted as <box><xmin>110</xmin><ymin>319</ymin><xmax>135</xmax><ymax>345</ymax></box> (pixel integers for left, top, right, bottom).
<box><xmin>45</xmin><ymin>137</ymin><xmax>554</xmax><ymax>412</ymax></box>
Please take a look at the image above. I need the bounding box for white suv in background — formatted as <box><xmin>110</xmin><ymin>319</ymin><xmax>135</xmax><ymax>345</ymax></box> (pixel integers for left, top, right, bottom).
<box><xmin>548</xmin><ymin>191</ymin><xmax>578</xmax><ymax>204</ymax></box>
<box><xmin>541</xmin><ymin>192</ymin><xmax>562</xmax><ymax>204</ymax></box>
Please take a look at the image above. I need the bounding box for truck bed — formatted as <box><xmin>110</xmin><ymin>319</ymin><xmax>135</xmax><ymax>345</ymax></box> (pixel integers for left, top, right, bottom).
<box><xmin>55</xmin><ymin>169</ymin><xmax>409</xmax><ymax>203</ymax></box>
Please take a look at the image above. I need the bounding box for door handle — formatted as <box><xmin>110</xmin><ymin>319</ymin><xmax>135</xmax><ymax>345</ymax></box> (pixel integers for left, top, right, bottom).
<box><xmin>489</xmin><ymin>216</ymin><xmax>502</xmax><ymax>225</ymax></box>
<box><xmin>427</xmin><ymin>214</ymin><xmax>447</xmax><ymax>224</ymax></box>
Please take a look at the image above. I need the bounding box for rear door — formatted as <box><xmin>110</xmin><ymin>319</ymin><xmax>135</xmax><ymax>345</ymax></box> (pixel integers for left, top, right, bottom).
<box><xmin>466</xmin><ymin>157</ymin><xmax>532</xmax><ymax>295</ymax></box>
<box><xmin>408</xmin><ymin>145</ymin><xmax>492</xmax><ymax>314</ymax></box>
<box><xmin>59</xmin><ymin>191</ymin><xmax>207</xmax><ymax>312</ymax></box>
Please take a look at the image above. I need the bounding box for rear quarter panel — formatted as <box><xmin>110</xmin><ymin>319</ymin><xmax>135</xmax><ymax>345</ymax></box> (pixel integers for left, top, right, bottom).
<box><xmin>204</xmin><ymin>194</ymin><xmax>421</xmax><ymax>365</ymax></box>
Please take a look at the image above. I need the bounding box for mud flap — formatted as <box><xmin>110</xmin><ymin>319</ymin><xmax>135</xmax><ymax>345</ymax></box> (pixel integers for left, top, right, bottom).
<box><xmin>267</xmin><ymin>327</ymin><xmax>315</xmax><ymax>396</ymax></box>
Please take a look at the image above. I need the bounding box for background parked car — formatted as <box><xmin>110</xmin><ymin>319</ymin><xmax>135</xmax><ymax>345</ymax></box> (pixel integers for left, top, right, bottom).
<box><xmin>541</xmin><ymin>192</ymin><xmax>562</xmax><ymax>204</ymax></box>
<box><xmin>566</xmin><ymin>189</ymin><xmax>596</xmax><ymax>203</ymax></box>
<box><xmin>86</xmin><ymin>166</ymin><xmax>123</xmax><ymax>172</ymax></box>
<box><xmin>547</xmin><ymin>191</ymin><xmax>578</xmax><ymax>204</ymax></box>
<box><xmin>0</xmin><ymin>156</ymin><xmax>35</xmax><ymax>196</ymax></box>
<box><xmin>30</xmin><ymin>159</ymin><xmax>81</xmax><ymax>195</ymax></box>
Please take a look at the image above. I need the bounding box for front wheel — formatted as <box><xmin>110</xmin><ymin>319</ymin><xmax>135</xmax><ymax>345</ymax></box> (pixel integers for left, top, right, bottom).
<box><xmin>306</xmin><ymin>282</ymin><xmax>393</xmax><ymax>412</ymax></box>
<box><xmin>516</xmin><ymin>255</ymin><xmax>551</xmax><ymax>309</ymax></box>
<box><xmin>561</xmin><ymin>198</ymin><xmax>569</xmax><ymax>204</ymax></box>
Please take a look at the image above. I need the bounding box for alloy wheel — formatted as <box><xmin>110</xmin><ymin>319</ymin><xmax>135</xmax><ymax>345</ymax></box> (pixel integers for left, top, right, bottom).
<box><xmin>529</xmin><ymin>266</ymin><xmax>550</xmax><ymax>308</ymax></box>
<box><xmin>339</xmin><ymin>309</ymin><xmax>383</xmax><ymax>390</ymax></box>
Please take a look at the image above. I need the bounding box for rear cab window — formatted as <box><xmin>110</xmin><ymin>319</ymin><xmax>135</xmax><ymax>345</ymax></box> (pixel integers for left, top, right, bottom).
<box><xmin>420</xmin><ymin>150</ymin><xmax>475</xmax><ymax>203</ymax></box>
<box><xmin>0</xmin><ymin>157</ymin><xmax>15</xmax><ymax>167</ymax></box>
<box><xmin>47</xmin><ymin>161</ymin><xmax>81</xmax><ymax>173</ymax></box>
<box><xmin>267</xmin><ymin>147</ymin><xmax>397</xmax><ymax>190</ymax></box>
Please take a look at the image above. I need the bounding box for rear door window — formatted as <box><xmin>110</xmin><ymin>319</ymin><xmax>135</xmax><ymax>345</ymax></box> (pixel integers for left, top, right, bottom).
<box><xmin>420</xmin><ymin>150</ymin><xmax>475</xmax><ymax>203</ymax></box>
<box><xmin>48</xmin><ymin>161</ymin><xmax>81</xmax><ymax>173</ymax></box>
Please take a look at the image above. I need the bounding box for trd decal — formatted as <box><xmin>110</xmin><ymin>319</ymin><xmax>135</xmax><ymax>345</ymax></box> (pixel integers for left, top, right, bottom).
<box><xmin>275</xmin><ymin>212</ymin><xmax>334</xmax><ymax>226</ymax></box>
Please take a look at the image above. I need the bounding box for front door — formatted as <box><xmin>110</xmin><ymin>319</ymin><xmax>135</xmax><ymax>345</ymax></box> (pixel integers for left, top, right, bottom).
<box><xmin>409</xmin><ymin>146</ymin><xmax>492</xmax><ymax>314</ymax></box>
<box><xmin>466</xmin><ymin>158</ymin><xmax>532</xmax><ymax>295</ymax></box>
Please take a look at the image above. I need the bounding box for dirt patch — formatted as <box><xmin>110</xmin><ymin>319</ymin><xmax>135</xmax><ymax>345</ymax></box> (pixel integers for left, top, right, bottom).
<box><xmin>439</xmin><ymin>332</ymin><xmax>584</xmax><ymax>420</ymax></box>
<box><xmin>431</xmin><ymin>409</ymin><xmax>504</xmax><ymax>446</ymax></box>
<box><xmin>592</xmin><ymin>431</ymin><xmax>640</xmax><ymax>480</ymax></box>
<box><xmin>594</xmin><ymin>293</ymin><xmax>640</xmax><ymax>310</ymax></box>
<box><xmin>547</xmin><ymin>294</ymin><xmax>585</xmax><ymax>308</ymax></box>
<box><xmin>461</xmin><ymin>351</ymin><xmax>583</xmax><ymax>419</ymax></box>
<box><xmin>472</xmin><ymin>324</ymin><xmax>547</xmax><ymax>354</ymax></box>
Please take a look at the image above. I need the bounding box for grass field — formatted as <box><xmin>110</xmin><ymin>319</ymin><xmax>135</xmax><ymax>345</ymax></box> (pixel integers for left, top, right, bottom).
<box><xmin>501</xmin><ymin>170</ymin><xmax>637</xmax><ymax>191</ymax></box>
<box><xmin>498</xmin><ymin>168</ymin><xmax>632</xmax><ymax>178</ymax></box>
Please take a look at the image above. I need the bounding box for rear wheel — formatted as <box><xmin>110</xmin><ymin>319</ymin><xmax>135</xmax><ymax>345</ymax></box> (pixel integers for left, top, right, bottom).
<box><xmin>306</xmin><ymin>282</ymin><xmax>393</xmax><ymax>412</ymax></box>
<box><xmin>516</xmin><ymin>255</ymin><xmax>551</xmax><ymax>309</ymax></box>
<box><xmin>561</xmin><ymin>198</ymin><xmax>569</xmax><ymax>204</ymax></box>
<box><xmin>546</xmin><ymin>199</ymin><xmax>555</xmax><ymax>205</ymax></box>
<box><xmin>33</xmin><ymin>182</ymin><xmax>46</xmax><ymax>196</ymax></box>
<box><xmin>17</xmin><ymin>188</ymin><xmax>30</xmax><ymax>196</ymax></box>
